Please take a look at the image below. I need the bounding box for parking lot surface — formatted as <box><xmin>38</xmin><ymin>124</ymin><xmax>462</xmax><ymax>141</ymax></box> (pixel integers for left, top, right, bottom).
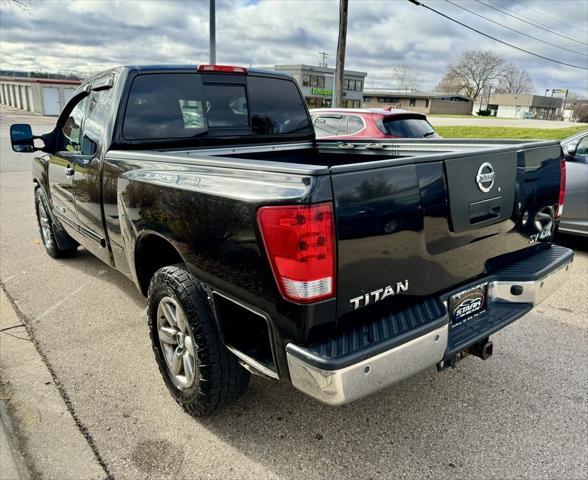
<box><xmin>0</xmin><ymin>112</ymin><xmax>587</xmax><ymax>480</ymax></box>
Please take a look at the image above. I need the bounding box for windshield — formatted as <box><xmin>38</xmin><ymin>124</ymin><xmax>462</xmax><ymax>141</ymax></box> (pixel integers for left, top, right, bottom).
<box><xmin>379</xmin><ymin>116</ymin><xmax>437</xmax><ymax>138</ymax></box>
<box><xmin>122</xmin><ymin>72</ymin><xmax>312</xmax><ymax>141</ymax></box>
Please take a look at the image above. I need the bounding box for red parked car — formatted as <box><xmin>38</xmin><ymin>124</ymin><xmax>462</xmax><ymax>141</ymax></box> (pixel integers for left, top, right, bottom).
<box><xmin>310</xmin><ymin>108</ymin><xmax>440</xmax><ymax>140</ymax></box>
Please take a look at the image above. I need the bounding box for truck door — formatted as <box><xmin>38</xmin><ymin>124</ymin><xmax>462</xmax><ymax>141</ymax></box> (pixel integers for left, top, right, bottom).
<box><xmin>70</xmin><ymin>86</ymin><xmax>113</xmax><ymax>265</ymax></box>
<box><xmin>47</xmin><ymin>96</ymin><xmax>88</xmax><ymax>235</ymax></box>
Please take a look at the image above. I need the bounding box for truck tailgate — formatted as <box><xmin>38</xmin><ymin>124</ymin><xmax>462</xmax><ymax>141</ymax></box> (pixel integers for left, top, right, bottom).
<box><xmin>330</xmin><ymin>142</ymin><xmax>563</xmax><ymax>319</ymax></box>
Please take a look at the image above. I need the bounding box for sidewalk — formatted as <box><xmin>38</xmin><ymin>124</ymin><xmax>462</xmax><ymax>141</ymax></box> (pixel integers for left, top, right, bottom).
<box><xmin>0</xmin><ymin>288</ymin><xmax>107</xmax><ymax>480</ymax></box>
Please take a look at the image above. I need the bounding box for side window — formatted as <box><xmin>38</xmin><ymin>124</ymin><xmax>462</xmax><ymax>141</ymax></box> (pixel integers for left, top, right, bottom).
<box><xmin>60</xmin><ymin>98</ymin><xmax>87</xmax><ymax>152</ymax></box>
<box><xmin>575</xmin><ymin>136</ymin><xmax>588</xmax><ymax>156</ymax></box>
<box><xmin>81</xmin><ymin>88</ymin><xmax>112</xmax><ymax>156</ymax></box>
<box><xmin>313</xmin><ymin>115</ymin><xmax>341</xmax><ymax>136</ymax></box>
<box><xmin>346</xmin><ymin>115</ymin><xmax>364</xmax><ymax>135</ymax></box>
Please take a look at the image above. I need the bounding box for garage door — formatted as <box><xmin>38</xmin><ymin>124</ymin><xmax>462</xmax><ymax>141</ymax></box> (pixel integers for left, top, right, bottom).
<box><xmin>63</xmin><ymin>87</ymin><xmax>76</xmax><ymax>103</ymax></box>
<box><xmin>42</xmin><ymin>87</ymin><xmax>61</xmax><ymax>116</ymax></box>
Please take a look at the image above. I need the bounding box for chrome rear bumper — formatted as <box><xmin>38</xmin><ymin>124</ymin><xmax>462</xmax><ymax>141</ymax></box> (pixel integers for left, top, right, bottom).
<box><xmin>286</xmin><ymin>250</ymin><xmax>573</xmax><ymax>406</ymax></box>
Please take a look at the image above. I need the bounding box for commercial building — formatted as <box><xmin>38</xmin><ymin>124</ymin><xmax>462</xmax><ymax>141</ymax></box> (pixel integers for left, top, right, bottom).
<box><xmin>270</xmin><ymin>64</ymin><xmax>367</xmax><ymax>108</ymax></box>
<box><xmin>362</xmin><ymin>89</ymin><xmax>473</xmax><ymax>115</ymax></box>
<box><xmin>562</xmin><ymin>99</ymin><xmax>588</xmax><ymax>122</ymax></box>
<box><xmin>0</xmin><ymin>76</ymin><xmax>81</xmax><ymax>116</ymax></box>
<box><xmin>478</xmin><ymin>94</ymin><xmax>564</xmax><ymax>119</ymax></box>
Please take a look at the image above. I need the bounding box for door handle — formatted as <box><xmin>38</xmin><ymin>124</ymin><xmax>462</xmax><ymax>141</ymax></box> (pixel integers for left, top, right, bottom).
<box><xmin>65</xmin><ymin>167</ymin><xmax>74</xmax><ymax>176</ymax></box>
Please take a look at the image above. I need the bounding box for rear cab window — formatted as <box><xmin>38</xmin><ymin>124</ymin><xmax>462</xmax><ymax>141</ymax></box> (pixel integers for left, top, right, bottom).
<box><xmin>121</xmin><ymin>71</ymin><xmax>312</xmax><ymax>142</ymax></box>
<box><xmin>378</xmin><ymin>116</ymin><xmax>436</xmax><ymax>138</ymax></box>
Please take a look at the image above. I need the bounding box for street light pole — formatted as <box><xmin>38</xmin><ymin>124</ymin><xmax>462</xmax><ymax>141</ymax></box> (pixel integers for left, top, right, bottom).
<box><xmin>209</xmin><ymin>0</ymin><xmax>216</xmax><ymax>65</ymax></box>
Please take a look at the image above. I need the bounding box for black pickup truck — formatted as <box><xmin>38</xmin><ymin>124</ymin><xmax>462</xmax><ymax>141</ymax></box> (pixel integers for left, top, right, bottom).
<box><xmin>10</xmin><ymin>65</ymin><xmax>573</xmax><ymax>416</ymax></box>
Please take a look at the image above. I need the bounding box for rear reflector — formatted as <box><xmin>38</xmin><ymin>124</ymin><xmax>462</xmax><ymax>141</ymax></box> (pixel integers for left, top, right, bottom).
<box><xmin>257</xmin><ymin>203</ymin><xmax>336</xmax><ymax>303</ymax></box>
<box><xmin>198</xmin><ymin>65</ymin><xmax>247</xmax><ymax>74</ymax></box>
<box><xmin>557</xmin><ymin>158</ymin><xmax>566</xmax><ymax>218</ymax></box>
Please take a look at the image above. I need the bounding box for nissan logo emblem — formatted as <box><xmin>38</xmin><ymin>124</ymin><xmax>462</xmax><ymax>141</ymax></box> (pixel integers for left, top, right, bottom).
<box><xmin>476</xmin><ymin>162</ymin><xmax>495</xmax><ymax>193</ymax></box>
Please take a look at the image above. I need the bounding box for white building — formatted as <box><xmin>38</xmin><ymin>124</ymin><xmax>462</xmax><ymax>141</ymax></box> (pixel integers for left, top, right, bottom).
<box><xmin>0</xmin><ymin>76</ymin><xmax>81</xmax><ymax>116</ymax></box>
<box><xmin>476</xmin><ymin>93</ymin><xmax>564</xmax><ymax>119</ymax></box>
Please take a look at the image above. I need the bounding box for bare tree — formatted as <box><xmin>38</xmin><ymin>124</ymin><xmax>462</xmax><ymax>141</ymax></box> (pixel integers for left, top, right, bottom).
<box><xmin>436</xmin><ymin>49</ymin><xmax>504</xmax><ymax>101</ymax></box>
<box><xmin>391</xmin><ymin>64</ymin><xmax>420</xmax><ymax>91</ymax></box>
<box><xmin>334</xmin><ymin>0</ymin><xmax>348</xmax><ymax>108</ymax></box>
<box><xmin>2</xmin><ymin>0</ymin><xmax>30</xmax><ymax>9</ymax></box>
<box><xmin>495</xmin><ymin>63</ymin><xmax>534</xmax><ymax>94</ymax></box>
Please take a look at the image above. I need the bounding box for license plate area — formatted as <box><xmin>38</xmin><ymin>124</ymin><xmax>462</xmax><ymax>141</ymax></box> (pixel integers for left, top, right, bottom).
<box><xmin>449</xmin><ymin>283</ymin><xmax>488</xmax><ymax>326</ymax></box>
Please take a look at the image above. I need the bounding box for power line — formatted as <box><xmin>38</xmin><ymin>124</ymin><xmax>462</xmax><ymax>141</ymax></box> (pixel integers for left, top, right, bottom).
<box><xmin>407</xmin><ymin>0</ymin><xmax>588</xmax><ymax>70</ymax></box>
<box><xmin>445</xmin><ymin>0</ymin><xmax>587</xmax><ymax>57</ymax></box>
<box><xmin>475</xmin><ymin>0</ymin><xmax>587</xmax><ymax>46</ymax></box>
<box><xmin>517</xmin><ymin>1</ymin><xmax>588</xmax><ymax>34</ymax></box>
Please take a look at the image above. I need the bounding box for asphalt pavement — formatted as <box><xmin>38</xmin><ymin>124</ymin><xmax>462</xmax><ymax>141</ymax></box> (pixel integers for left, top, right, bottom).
<box><xmin>0</xmin><ymin>111</ymin><xmax>586</xmax><ymax>480</ymax></box>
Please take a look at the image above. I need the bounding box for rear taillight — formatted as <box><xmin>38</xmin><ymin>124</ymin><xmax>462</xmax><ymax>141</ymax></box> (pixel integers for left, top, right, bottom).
<box><xmin>257</xmin><ymin>202</ymin><xmax>336</xmax><ymax>303</ymax></box>
<box><xmin>557</xmin><ymin>159</ymin><xmax>566</xmax><ymax>218</ymax></box>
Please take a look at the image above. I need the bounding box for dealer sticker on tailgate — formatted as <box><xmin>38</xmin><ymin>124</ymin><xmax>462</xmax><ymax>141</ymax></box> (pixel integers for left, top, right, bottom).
<box><xmin>449</xmin><ymin>283</ymin><xmax>488</xmax><ymax>325</ymax></box>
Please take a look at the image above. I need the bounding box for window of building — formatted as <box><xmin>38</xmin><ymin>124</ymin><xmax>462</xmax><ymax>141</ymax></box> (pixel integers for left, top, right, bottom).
<box><xmin>343</xmin><ymin>99</ymin><xmax>360</xmax><ymax>108</ymax></box>
<box><xmin>356</xmin><ymin>80</ymin><xmax>362</xmax><ymax>91</ymax></box>
<box><xmin>306</xmin><ymin>96</ymin><xmax>332</xmax><ymax>108</ymax></box>
<box><xmin>343</xmin><ymin>79</ymin><xmax>349</xmax><ymax>90</ymax></box>
<box><xmin>425</xmin><ymin>99</ymin><xmax>429</xmax><ymax>108</ymax></box>
<box><xmin>304</xmin><ymin>75</ymin><xmax>325</xmax><ymax>88</ymax></box>
<box><xmin>409</xmin><ymin>98</ymin><xmax>416</xmax><ymax>107</ymax></box>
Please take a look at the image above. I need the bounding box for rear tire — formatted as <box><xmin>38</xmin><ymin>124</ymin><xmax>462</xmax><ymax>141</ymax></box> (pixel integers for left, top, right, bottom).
<box><xmin>35</xmin><ymin>188</ymin><xmax>77</xmax><ymax>258</ymax></box>
<box><xmin>147</xmin><ymin>265</ymin><xmax>250</xmax><ymax>416</ymax></box>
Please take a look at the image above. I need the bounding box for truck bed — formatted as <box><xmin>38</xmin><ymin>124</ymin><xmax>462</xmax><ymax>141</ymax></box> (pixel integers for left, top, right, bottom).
<box><xmin>108</xmin><ymin>138</ymin><xmax>562</xmax><ymax>171</ymax></box>
<box><xmin>108</xmin><ymin>137</ymin><xmax>563</xmax><ymax>328</ymax></box>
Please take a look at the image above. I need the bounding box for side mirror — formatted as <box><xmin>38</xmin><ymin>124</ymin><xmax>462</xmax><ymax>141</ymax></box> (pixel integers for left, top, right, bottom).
<box><xmin>10</xmin><ymin>124</ymin><xmax>39</xmax><ymax>153</ymax></box>
<box><xmin>563</xmin><ymin>142</ymin><xmax>577</xmax><ymax>156</ymax></box>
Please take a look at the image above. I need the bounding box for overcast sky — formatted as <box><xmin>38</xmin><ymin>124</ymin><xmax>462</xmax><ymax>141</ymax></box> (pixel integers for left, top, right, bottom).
<box><xmin>1</xmin><ymin>0</ymin><xmax>587</xmax><ymax>97</ymax></box>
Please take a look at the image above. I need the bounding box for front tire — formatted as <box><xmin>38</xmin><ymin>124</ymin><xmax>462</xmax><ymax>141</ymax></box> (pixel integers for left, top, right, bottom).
<box><xmin>35</xmin><ymin>188</ymin><xmax>77</xmax><ymax>258</ymax></box>
<box><xmin>147</xmin><ymin>265</ymin><xmax>250</xmax><ymax>416</ymax></box>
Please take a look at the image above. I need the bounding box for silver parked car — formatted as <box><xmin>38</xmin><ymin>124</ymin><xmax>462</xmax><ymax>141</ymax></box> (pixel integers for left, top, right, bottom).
<box><xmin>560</xmin><ymin>130</ymin><xmax>588</xmax><ymax>236</ymax></box>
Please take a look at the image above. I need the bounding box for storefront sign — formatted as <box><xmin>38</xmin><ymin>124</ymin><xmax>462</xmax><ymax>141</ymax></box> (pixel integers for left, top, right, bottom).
<box><xmin>311</xmin><ymin>88</ymin><xmax>333</xmax><ymax>96</ymax></box>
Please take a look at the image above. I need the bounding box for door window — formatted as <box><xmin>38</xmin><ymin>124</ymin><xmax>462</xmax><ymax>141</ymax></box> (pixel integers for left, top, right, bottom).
<box><xmin>346</xmin><ymin>115</ymin><xmax>364</xmax><ymax>135</ymax></box>
<box><xmin>314</xmin><ymin>115</ymin><xmax>341</xmax><ymax>137</ymax></box>
<box><xmin>60</xmin><ymin>98</ymin><xmax>87</xmax><ymax>152</ymax></box>
<box><xmin>81</xmin><ymin>87</ymin><xmax>112</xmax><ymax>156</ymax></box>
<box><xmin>575</xmin><ymin>135</ymin><xmax>588</xmax><ymax>156</ymax></box>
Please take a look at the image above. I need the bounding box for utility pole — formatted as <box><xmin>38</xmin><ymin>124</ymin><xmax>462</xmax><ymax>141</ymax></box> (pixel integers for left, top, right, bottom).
<box><xmin>318</xmin><ymin>52</ymin><xmax>329</xmax><ymax>68</ymax></box>
<box><xmin>561</xmin><ymin>89</ymin><xmax>569</xmax><ymax>121</ymax></box>
<box><xmin>334</xmin><ymin>0</ymin><xmax>348</xmax><ymax>108</ymax></box>
<box><xmin>209</xmin><ymin>0</ymin><xmax>216</xmax><ymax>64</ymax></box>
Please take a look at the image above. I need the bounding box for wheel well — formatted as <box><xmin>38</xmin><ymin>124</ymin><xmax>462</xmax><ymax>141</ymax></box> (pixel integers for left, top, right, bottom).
<box><xmin>135</xmin><ymin>235</ymin><xmax>184</xmax><ymax>296</ymax></box>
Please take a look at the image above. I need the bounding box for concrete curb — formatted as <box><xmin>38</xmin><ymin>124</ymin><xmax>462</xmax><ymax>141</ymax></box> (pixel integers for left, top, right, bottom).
<box><xmin>0</xmin><ymin>400</ymin><xmax>31</xmax><ymax>480</ymax></box>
